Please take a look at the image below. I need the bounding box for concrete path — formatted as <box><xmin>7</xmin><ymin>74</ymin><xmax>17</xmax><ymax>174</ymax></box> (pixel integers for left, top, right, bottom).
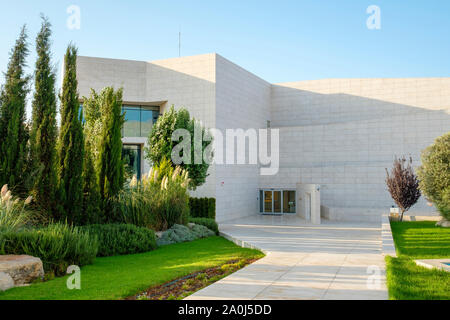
<box><xmin>186</xmin><ymin>215</ymin><xmax>388</xmax><ymax>300</ymax></box>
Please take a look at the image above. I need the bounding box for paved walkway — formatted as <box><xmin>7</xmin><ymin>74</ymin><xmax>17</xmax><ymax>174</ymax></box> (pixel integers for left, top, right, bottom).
<box><xmin>186</xmin><ymin>215</ymin><xmax>388</xmax><ymax>300</ymax></box>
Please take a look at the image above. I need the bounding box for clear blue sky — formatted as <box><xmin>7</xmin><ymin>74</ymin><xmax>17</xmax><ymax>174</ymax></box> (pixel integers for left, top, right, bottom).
<box><xmin>0</xmin><ymin>0</ymin><xmax>449</xmax><ymax>87</ymax></box>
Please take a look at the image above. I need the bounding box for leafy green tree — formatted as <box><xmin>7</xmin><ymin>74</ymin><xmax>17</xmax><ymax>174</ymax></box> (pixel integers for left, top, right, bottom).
<box><xmin>417</xmin><ymin>132</ymin><xmax>450</xmax><ymax>221</ymax></box>
<box><xmin>96</xmin><ymin>87</ymin><xmax>125</xmax><ymax>212</ymax></box>
<box><xmin>0</xmin><ymin>26</ymin><xmax>31</xmax><ymax>193</ymax></box>
<box><xmin>56</xmin><ymin>45</ymin><xmax>84</xmax><ymax>224</ymax></box>
<box><xmin>145</xmin><ymin>106</ymin><xmax>211</xmax><ymax>189</ymax></box>
<box><xmin>29</xmin><ymin>16</ymin><xmax>58</xmax><ymax>214</ymax></box>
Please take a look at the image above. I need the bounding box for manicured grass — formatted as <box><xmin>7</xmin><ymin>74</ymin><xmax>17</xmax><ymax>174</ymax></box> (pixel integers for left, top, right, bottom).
<box><xmin>387</xmin><ymin>221</ymin><xmax>450</xmax><ymax>300</ymax></box>
<box><xmin>0</xmin><ymin>237</ymin><xmax>264</xmax><ymax>300</ymax></box>
<box><xmin>390</xmin><ymin>221</ymin><xmax>450</xmax><ymax>259</ymax></box>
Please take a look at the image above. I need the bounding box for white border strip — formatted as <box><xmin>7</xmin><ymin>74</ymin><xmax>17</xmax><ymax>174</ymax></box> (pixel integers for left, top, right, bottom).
<box><xmin>382</xmin><ymin>214</ymin><xmax>397</xmax><ymax>257</ymax></box>
<box><xmin>219</xmin><ymin>231</ymin><xmax>268</xmax><ymax>255</ymax></box>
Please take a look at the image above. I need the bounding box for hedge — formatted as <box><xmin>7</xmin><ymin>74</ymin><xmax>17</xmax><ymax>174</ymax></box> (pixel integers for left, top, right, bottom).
<box><xmin>82</xmin><ymin>224</ymin><xmax>157</xmax><ymax>257</ymax></box>
<box><xmin>189</xmin><ymin>197</ymin><xmax>215</xmax><ymax>219</ymax></box>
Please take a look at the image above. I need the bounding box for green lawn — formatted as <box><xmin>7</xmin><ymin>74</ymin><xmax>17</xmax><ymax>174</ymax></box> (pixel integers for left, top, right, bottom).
<box><xmin>0</xmin><ymin>237</ymin><xmax>264</xmax><ymax>300</ymax></box>
<box><xmin>386</xmin><ymin>221</ymin><xmax>450</xmax><ymax>300</ymax></box>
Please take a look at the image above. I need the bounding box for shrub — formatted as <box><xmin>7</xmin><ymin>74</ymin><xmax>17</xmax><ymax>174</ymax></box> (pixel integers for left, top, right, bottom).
<box><xmin>417</xmin><ymin>132</ymin><xmax>450</xmax><ymax>220</ymax></box>
<box><xmin>189</xmin><ymin>197</ymin><xmax>216</xmax><ymax>219</ymax></box>
<box><xmin>0</xmin><ymin>184</ymin><xmax>34</xmax><ymax>232</ymax></box>
<box><xmin>190</xmin><ymin>223</ymin><xmax>216</xmax><ymax>238</ymax></box>
<box><xmin>83</xmin><ymin>224</ymin><xmax>157</xmax><ymax>257</ymax></box>
<box><xmin>188</xmin><ymin>217</ymin><xmax>219</xmax><ymax>235</ymax></box>
<box><xmin>156</xmin><ymin>224</ymin><xmax>215</xmax><ymax>247</ymax></box>
<box><xmin>385</xmin><ymin>157</ymin><xmax>421</xmax><ymax>221</ymax></box>
<box><xmin>436</xmin><ymin>188</ymin><xmax>450</xmax><ymax>221</ymax></box>
<box><xmin>0</xmin><ymin>222</ymin><xmax>98</xmax><ymax>275</ymax></box>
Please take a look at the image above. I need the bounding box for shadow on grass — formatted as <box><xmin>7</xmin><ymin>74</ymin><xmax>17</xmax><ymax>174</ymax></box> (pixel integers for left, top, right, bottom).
<box><xmin>390</xmin><ymin>221</ymin><xmax>450</xmax><ymax>259</ymax></box>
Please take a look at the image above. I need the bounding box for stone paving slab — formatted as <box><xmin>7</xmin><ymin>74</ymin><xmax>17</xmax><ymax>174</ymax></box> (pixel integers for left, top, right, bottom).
<box><xmin>185</xmin><ymin>215</ymin><xmax>388</xmax><ymax>300</ymax></box>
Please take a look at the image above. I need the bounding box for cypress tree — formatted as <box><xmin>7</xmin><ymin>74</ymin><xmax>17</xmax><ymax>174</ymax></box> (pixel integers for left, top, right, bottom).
<box><xmin>0</xmin><ymin>26</ymin><xmax>30</xmax><ymax>193</ymax></box>
<box><xmin>82</xmin><ymin>146</ymin><xmax>102</xmax><ymax>224</ymax></box>
<box><xmin>97</xmin><ymin>87</ymin><xmax>124</xmax><ymax>218</ymax></box>
<box><xmin>56</xmin><ymin>45</ymin><xmax>84</xmax><ymax>224</ymax></box>
<box><xmin>29</xmin><ymin>16</ymin><xmax>58</xmax><ymax>213</ymax></box>
<box><xmin>81</xmin><ymin>90</ymin><xmax>102</xmax><ymax>224</ymax></box>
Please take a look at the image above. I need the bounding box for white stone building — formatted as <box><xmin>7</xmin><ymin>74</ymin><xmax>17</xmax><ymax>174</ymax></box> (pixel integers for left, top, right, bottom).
<box><xmin>76</xmin><ymin>53</ymin><xmax>450</xmax><ymax>223</ymax></box>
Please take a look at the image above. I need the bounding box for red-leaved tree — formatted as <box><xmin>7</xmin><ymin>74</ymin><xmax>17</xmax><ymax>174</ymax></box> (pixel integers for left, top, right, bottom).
<box><xmin>385</xmin><ymin>156</ymin><xmax>421</xmax><ymax>221</ymax></box>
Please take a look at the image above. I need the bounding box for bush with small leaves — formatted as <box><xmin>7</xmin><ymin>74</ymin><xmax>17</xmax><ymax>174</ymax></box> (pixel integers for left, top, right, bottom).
<box><xmin>0</xmin><ymin>222</ymin><xmax>98</xmax><ymax>275</ymax></box>
<box><xmin>156</xmin><ymin>223</ymin><xmax>215</xmax><ymax>247</ymax></box>
<box><xmin>188</xmin><ymin>217</ymin><xmax>219</xmax><ymax>235</ymax></box>
<box><xmin>417</xmin><ymin>132</ymin><xmax>450</xmax><ymax>221</ymax></box>
<box><xmin>82</xmin><ymin>224</ymin><xmax>157</xmax><ymax>257</ymax></box>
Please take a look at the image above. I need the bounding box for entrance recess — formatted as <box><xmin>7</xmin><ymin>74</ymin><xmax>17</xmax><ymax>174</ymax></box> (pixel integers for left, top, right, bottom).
<box><xmin>259</xmin><ymin>189</ymin><xmax>296</xmax><ymax>215</ymax></box>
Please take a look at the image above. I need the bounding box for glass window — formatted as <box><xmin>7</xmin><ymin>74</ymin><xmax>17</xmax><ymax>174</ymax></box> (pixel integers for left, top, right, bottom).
<box><xmin>122</xmin><ymin>105</ymin><xmax>160</xmax><ymax>137</ymax></box>
<box><xmin>122</xmin><ymin>144</ymin><xmax>141</xmax><ymax>180</ymax></box>
<box><xmin>123</xmin><ymin>106</ymin><xmax>141</xmax><ymax>137</ymax></box>
<box><xmin>140</xmin><ymin>109</ymin><xmax>153</xmax><ymax>138</ymax></box>
<box><xmin>283</xmin><ymin>191</ymin><xmax>296</xmax><ymax>213</ymax></box>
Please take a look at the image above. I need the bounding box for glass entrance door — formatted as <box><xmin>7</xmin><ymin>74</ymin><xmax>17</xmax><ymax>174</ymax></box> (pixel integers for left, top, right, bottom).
<box><xmin>262</xmin><ymin>190</ymin><xmax>283</xmax><ymax>215</ymax></box>
<box><xmin>260</xmin><ymin>189</ymin><xmax>296</xmax><ymax>215</ymax></box>
<box><xmin>264</xmin><ymin>191</ymin><xmax>273</xmax><ymax>213</ymax></box>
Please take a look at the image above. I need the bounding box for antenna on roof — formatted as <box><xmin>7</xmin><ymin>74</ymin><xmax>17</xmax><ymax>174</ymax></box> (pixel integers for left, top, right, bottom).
<box><xmin>178</xmin><ymin>26</ymin><xmax>181</xmax><ymax>57</ymax></box>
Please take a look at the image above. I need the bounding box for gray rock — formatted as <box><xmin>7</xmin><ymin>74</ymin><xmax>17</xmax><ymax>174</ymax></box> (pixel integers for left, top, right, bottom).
<box><xmin>0</xmin><ymin>272</ymin><xmax>14</xmax><ymax>291</ymax></box>
<box><xmin>0</xmin><ymin>255</ymin><xmax>44</xmax><ymax>285</ymax></box>
<box><xmin>437</xmin><ymin>220</ymin><xmax>450</xmax><ymax>228</ymax></box>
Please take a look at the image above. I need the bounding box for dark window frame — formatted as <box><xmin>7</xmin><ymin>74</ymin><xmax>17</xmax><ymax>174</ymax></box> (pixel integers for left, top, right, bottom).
<box><xmin>122</xmin><ymin>105</ymin><xmax>160</xmax><ymax>137</ymax></box>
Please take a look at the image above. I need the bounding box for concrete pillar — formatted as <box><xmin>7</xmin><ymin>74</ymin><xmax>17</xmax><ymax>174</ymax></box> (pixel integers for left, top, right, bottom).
<box><xmin>296</xmin><ymin>183</ymin><xmax>321</xmax><ymax>225</ymax></box>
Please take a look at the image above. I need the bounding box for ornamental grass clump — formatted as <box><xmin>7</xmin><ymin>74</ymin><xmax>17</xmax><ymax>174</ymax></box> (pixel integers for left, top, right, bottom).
<box><xmin>0</xmin><ymin>184</ymin><xmax>33</xmax><ymax>232</ymax></box>
<box><xmin>114</xmin><ymin>165</ymin><xmax>191</xmax><ymax>231</ymax></box>
<box><xmin>142</xmin><ymin>165</ymin><xmax>190</xmax><ymax>230</ymax></box>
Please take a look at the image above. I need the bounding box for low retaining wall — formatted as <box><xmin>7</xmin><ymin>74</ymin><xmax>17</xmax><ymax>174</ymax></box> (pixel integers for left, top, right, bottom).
<box><xmin>381</xmin><ymin>214</ymin><xmax>397</xmax><ymax>257</ymax></box>
<box><xmin>320</xmin><ymin>206</ymin><xmax>382</xmax><ymax>223</ymax></box>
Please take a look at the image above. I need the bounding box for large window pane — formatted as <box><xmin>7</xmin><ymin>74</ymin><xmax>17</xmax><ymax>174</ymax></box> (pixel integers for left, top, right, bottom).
<box><xmin>264</xmin><ymin>191</ymin><xmax>272</xmax><ymax>213</ymax></box>
<box><xmin>283</xmin><ymin>191</ymin><xmax>296</xmax><ymax>213</ymax></box>
<box><xmin>122</xmin><ymin>105</ymin><xmax>160</xmax><ymax>137</ymax></box>
<box><xmin>123</xmin><ymin>106</ymin><xmax>140</xmax><ymax>137</ymax></box>
<box><xmin>122</xmin><ymin>145</ymin><xmax>141</xmax><ymax>180</ymax></box>
<box><xmin>140</xmin><ymin>110</ymin><xmax>153</xmax><ymax>138</ymax></box>
<box><xmin>274</xmin><ymin>191</ymin><xmax>281</xmax><ymax>213</ymax></box>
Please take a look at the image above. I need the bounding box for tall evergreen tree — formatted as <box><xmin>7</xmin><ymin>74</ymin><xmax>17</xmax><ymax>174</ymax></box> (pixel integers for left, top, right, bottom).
<box><xmin>82</xmin><ymin>146</ymin><xmax>102</xmax><ymax>224</ymax></box>
<box><xmin>56</xmin><ymin>45</ymin><xmax>84</xmax><ymax>224</ymax></box>
<box><xmin>0</xmin><ymin>26</ymin><xmax>30</xmax><ymax>193</ymax></box>
<box><xmin>81</xmin><ymin>90</ymin><xmax>102</xmax><ymax>224</ymax></box>
<box><xmin>29</xmin><ymin>16</ymin><xmax>58</xmax><ymax>213</ymax></box>
<box><xmin>97</xmin><ymin>87</ymin><xmax>125</xmax><ymax>212</ymax></box>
